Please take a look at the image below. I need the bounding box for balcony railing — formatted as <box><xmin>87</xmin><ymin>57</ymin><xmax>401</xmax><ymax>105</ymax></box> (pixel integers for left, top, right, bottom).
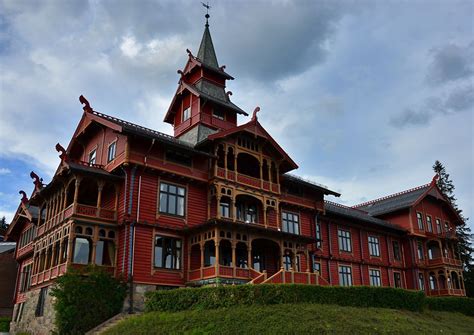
<box><xmin>215</xmin><ymin>167</ymin><xmax>280</xmax><ymax>194</ymax></box>
<box><xmin>427</xmin><ymin>257</ymin><xmax>462</xmax><ymax>267</ymax></box>
<box><xmin>428</xmin><ymin>288</ymin><xmax>465</xmax><ymax>297</ymax></box>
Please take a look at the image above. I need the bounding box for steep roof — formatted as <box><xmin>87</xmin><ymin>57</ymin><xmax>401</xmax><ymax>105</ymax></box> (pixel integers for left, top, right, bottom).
<box><xmin>325</xmin><ymin>201</ymin><xmax>405</xmax><ymax>233</ymax></box>
<box><xmin>282</xmin><ymin>174</ymin><xmax>340</xmax><ymax>197</ymax></box>
<box><xmin>354</xmin><ymin>184</ymin><xmax>430</xmax><ymax>216</ymax></box>
<box><xmin>207</xmin><ymin>117</ymin><xmax>298</xmax><ymax>173</ymax></box>
<box><xmin>87</xmin><ymin>111</ymin><xmax>213</xmax><ymax>157</ymax></box>
<box><xmin>197</xmin><ymin>22</ymin><xmax>219</xmax><ymax>68</ymax></box>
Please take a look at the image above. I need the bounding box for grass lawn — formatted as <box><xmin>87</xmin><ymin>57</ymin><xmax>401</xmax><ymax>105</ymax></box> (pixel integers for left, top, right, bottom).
<box><xmin>104</xmin><ymin>303</ymin><xmax>474</xmax><ymax>334</ymax></box>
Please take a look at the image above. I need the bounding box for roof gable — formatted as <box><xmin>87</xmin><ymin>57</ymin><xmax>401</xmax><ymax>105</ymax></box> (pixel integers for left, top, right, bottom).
<box><xmin>207</xmin><ymin>116</ymin><xmax>298</xmax><ymax>172</ymax></box>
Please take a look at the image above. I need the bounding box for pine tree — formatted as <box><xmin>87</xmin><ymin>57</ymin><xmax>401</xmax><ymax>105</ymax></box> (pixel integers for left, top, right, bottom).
<box><xmin>433</xmin><ymin>160</ymin><xmax>473</xmax><ymax>296</ymax></box>
<box><xmin>0</xmin><ymin>216</ymin><xmax>7</xmax><ymax>230</ymax></box>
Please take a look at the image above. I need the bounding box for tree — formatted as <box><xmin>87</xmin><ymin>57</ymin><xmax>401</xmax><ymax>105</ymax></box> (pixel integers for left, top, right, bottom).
<box><xmin>0</xmin><ymin>216</ymin><xmax>7</xmax><ymax>230</ymax></box>
<box><xmin>433</xmin><ymin>160</ymin><xmax>473</xmax><ymax>296</ymax></box>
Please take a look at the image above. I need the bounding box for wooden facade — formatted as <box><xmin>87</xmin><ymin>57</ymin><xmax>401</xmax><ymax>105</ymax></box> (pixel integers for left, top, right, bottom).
<box><xmin>6</xmin><ymin>17</ymin><xmax>466</xmax><ymax>321</ymax></box>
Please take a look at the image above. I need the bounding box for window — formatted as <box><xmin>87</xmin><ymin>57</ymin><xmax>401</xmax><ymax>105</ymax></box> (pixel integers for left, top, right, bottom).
<box><xmin>220</xmin><ymin>201</ymin><xmax>230</xmax><ymax>218</ymax></box>
<box><xmin>368</xmin><ymin>236</ymin><xmax>380</xmax><ymax>257</ymax></box>
<box><xmin>418</xmin><ymin>273</ymin><xmax>425</xmax><ymax>291</ymax></box>
<box><xmin>89</xmin><ymin>149</ymin><xmax>97</xmax><ymax>165</ymax></box>
<box><xmin>338</xmin><ymin>265</ymin><xmax>352</xmax><ymax>286</ymax></box>
<box><xmin>213</xmin><ymin>108</ymin><xmax>225</xmax><ymax>120</ymax></box>
<box><xmin>19</xmin><ymin>264</ymin><xmax>32</xmax><ymax>293</ymax></box>
<box><xmin>107</xmin><ymin>142</ymin><xmax>116</xmax><ymax>162</ymax></box>
<box><xmin>15</xmin><ymin>302</ymin><xmax>25</xmax><ymax>322</ymax></box>
<box><xmin>154</xmin><ymin>235</ymin><xmax>182</xmax><ymax>269</ymax></box>
<box><xmin>426</xmin><ymin>215</ymin><xmax>433</xmax><ymax>232</ymax></box>
<box><xmin>237</xmin><ymin>203</ymin><xmax>257</xmax><ymax>223</ymax></box>
<box><xmin>313</xmin><ymin>260</ymin><xmax>321</xmax><ymax>274</ymax></box>
<box><xmin>369</xmin><ymin>269</ymin><xmax>381</xmax><ymax>286</ymax></box>
<box><xmin>73</xmin><ymin>237</ymin><xmax>91</xmax><ymax>264</ymax></box>
<box><xmin>35</xmin><ymin>287</ymin><xmax>48</xmax><ymax>317</ymax></box>
<box><xmin>393</xmin><ymin>272</ymin><xmax>402</xmax><ymax>288</ymax></box>
<box><xmin>436</xmin><ymin>219</ymin><xmax>442</xmax><ymax>234</ymax></box>
<box><xmin>315</xmin><ymin>221</ymin><xmax>322</xmax><ymax>248</ymax></box>
<box><xmin>429</xmin><ymin>274</ymin><xmax>437</xmax><ymax>290</ymax></box>
<box><xmin>417</xmin><ymin>242</ymin><xmax>424</xmax><ymax>260</ymax></box>
<box><xmin>416</xmin><ymin>212</ymin><xmax>423</xmax><ymax>230</ymax></box>
<box><xmin>95</xmin><ymin>240</ymin><xmax>115</xmax><ymax>266</ymax></box>
<box><xmin>338</xmin><ymin>229</ymin><xmax>352</xmax><ymax>252</ymax></box>
<box><xmin>282</xmin><ymin>212</ymin><xmax>300</xmax><ymax>235</ymax></box>
<box><xmin>392</xmin><ymin>241</ymin><xmax>401</xmax><ymax>261</ymax></box>
<box><xmin>283</xmin><ymin>254</ymin><xmax>292</xmax><ymax>271</ymax></box>
<box><xmin>444</xmin><ymin>222</ymin><xmax>449</xmax><ymax>233</ymax></box>
<box><xmin>159</xmin><ymin>183</ymin><xmax>185</xmax><ymax>216</ymax></box>
<box><xmin>182</xmin><ymin>107</ymin><xmax>190</xmax><ymax>121</ymax></box>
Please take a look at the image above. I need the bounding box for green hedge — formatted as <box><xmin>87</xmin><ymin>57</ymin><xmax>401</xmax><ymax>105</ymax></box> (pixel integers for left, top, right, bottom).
<box><xmin>426</xmin><ymin>296</ymin><xmax>474</xmax><ymax>316</ymax></box>
<box><xmin>145</xmin><ymin>284</ymin><xmax>425</xmax><ymax>313</ymax></box>
<box><xmin>51</xmin><ymin>266</ymin><xmax>127</xmax><ymax>335</ymax></box>
<box><xmin>0</xmin><ymin>317</ymin><xmax>10</xmax><ymax>332</ymax></box>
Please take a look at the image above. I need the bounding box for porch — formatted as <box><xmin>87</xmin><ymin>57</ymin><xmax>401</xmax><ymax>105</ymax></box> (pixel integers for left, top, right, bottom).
<box><xmin>186</xmin><ymin>226</ymin><xmax>320</xmax><ymax>286</ymax></box>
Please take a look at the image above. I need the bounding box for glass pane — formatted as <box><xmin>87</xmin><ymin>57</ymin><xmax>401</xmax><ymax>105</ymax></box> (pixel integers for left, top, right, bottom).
<box><xmin>169</xmin><ymin>195</ymin><xmax>176</xmax><ymax>214</ymax></box>
<box><xmin>95</xmin><ymin>240</ymin><xmax>104</xmax><ymax>265</ymax></box>
<box><xmin>177</xmin><ymin>197</ymin><xmax>184</xmax><ymax>216</ymax></box>
<box><xmin>169</xmin><ymin>185</ymin><xmax>176</xmax><ymax>194</ymax></box>
<box><xmin>178</xmin><ymin>187</ymin><xmax>185</xmax><ymax>196</ymax></box>
<box><xmin>73</xmin><ymin>238</ymin><xmax>90</xmax><ymax>265</ymax></box>
<box><xmin>159</xmin><ymin>193</ymin><xmax>168</xmax><ymax>213</ymax></box>
<box><xmin>160</xmin><ymin>183</ymin><xmax>167</xmax><ymax>192</ymax></box>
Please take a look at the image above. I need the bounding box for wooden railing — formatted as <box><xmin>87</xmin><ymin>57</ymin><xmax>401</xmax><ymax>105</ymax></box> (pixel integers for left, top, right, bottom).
<box><xmin>261</xmin><ymin>268</ymin><xmax>319</xmax><ymax>285</ymax></box>
<box><xmin>215</xmin><ymin>167</ymin><xmax>280</xmax><ymax>194</ymax></box>
<box><xmin>427</xmin><ymin>257</ymin><xmax>462</xmax><ymax>267</ymax></box>
<box><xmin>249</xmin><ymin>270</ymin><xmax>267</xmax><ymax>284</ymax></box>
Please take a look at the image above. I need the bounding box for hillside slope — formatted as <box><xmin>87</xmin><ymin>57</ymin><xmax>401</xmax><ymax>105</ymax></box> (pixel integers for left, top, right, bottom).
<box><xmin>104</xmin><ymin>303</ymin><xmax>474</xmax><ymax>334</ymax></box>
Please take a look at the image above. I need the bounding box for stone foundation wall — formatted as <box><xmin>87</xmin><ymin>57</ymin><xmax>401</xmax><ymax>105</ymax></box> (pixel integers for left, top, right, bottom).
<box><xmin>9</xmin><ymin>286</ymin><xmax>56</xmax><ymax>335</ymax></box>
<box><xmin>122</xmin><ymin>283</ymin><xmax>156</xmax><ymax>313</ymax></box>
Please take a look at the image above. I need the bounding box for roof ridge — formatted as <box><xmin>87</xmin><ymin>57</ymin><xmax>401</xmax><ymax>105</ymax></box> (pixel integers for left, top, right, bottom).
<box><xmin>325</xmin><ymin>200</ymin><xmax>369</xmax><ymax>214</ymax></box>
<box><xmin>285</xmin><ymin>174</ymin><xmax>329</xmax><ymax>190</ymax></box>
<box><xmin>353</xmin><ymin>183</ymin><xmax>430</xmax><ymax>208</ymax></box>
<box><xmin>91</xmin><ymin>111</ymin><xmax>193</xmax><ymax>148</ymax></box>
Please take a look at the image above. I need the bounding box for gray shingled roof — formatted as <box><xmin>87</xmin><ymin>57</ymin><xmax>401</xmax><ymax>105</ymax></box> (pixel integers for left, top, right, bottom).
<box><xmin>354</xmin><ymin>185</ymin><xmax>429</xmax><ymax>216</ymax></box>
<box><xmin>0</xmin><ymin>242</ymin><xmax>16</xmax><ymax>253</ymax></box>
<box><xmin>197</xmin><ymin>24</ymin><xmax>219</xmax><ymax>68</ymax></box>
<box><xmin>191</xmin><ymin>80</ymin><xmax>247</xmax><ymax>116</ymax></box>
<box><xmin>282</xmin><ymin>174</ymin><xmax>340</xmax><ymax>197</ymax></box>
<box><xmin>92</xmin><ymin>111</ymin><xmax>213</xmax><ymax>156</ymax></box>
<box><xmin>325</xmin><ymin>201</ymin><xmax>405</xmax><ymax>232</ymax></box>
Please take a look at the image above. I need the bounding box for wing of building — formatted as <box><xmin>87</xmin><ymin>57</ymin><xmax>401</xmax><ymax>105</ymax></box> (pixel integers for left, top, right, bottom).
<box><xmin>5</xmin><ymin>15</ymin><xmax>466</xmax><ymax>335</ymax></box>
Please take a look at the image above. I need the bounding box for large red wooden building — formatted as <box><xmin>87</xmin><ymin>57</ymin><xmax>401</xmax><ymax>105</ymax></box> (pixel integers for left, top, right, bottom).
<box><xmin>6</xmin><ymin>16</ymin><xmax>466</xmax><ymax>334</ymax></box>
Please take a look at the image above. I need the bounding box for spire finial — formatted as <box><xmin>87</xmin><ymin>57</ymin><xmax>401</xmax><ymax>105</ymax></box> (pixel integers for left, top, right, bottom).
<box><xmin>201</xmin><ymin>2</ymin><xmax>211</xmax><ymax>26</ymax></box>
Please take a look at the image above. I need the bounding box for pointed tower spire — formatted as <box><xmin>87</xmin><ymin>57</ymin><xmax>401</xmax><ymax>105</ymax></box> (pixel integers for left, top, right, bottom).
<box><xmin>197</xmin><ymin>7</ymin><xmax>219</xmax><ymax>68</ymax></box>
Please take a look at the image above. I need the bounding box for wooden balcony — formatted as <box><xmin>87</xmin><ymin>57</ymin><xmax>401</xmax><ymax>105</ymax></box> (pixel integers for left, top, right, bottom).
<box><xmin>31</xmin><ymin>262</ymin><xmax>68</xmax><ymax>286</ymax></box>
<box><xmin>428</xmin><ymin>288</ymin><xmax>466</xmax><ymax>297</ymax></box>
<box><xmin>427</xmin><ymin>257</ymin><xmax>462</xmax><ymax>267</ymax></box>
<box><xmin>215</xmin><ymin>167</ymin><xmax>280</xmax><ymax>194</ymax></box>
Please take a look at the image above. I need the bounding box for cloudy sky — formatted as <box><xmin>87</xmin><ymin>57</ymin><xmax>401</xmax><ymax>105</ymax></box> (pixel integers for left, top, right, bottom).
<box><xmin>0</xmin><ymin>0</ymin><xmax>473</xmax><ymax>232</ymax></box>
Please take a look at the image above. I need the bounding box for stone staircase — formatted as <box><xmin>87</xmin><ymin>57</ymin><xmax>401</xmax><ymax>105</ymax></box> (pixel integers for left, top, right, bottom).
<box><xmin>85</xmin><ymin>313</ymin><xmax>135</xmax><ymax>335</ymax></box>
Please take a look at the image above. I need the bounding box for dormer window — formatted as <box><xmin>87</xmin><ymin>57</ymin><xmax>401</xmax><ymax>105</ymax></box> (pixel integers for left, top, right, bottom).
<box><xmin>89</xmin><ymin>149</ymin><xmax>97</xmax><ymax>165</ymax></box>
<box><xmin>107</xmin><ymin>142</ymin><xmax>116</xmax><ymax>163</ymax></box>
<box><xmin>183</xmin><ymin>107</ymin><xmax>190</xmax><ymax>121</ymax></box>
<box><xmin>213</xmin><ymin>108</ymin><xmax>225</xmax><ymax>120</ymax></box>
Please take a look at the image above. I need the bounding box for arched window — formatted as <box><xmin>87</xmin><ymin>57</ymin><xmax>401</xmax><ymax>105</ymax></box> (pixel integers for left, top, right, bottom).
<box><xmin>236</xmin><ymin>242</ymin><xmax>248</xmax><ymax>268</ymax></box>
<box><xmin>429</xmin><ymin>273</ymin><xmax>437</xmax><ymax>290</ymax></box>
<box><xmin>204</xmin><ymin>240</ymin><xmax>215</xmax><ymax>267</ymax></box>
<box><xmin>217</xmin><ymin>145</ymin><xmax>225</xmax><ymax>168</ymax></box>
<box><xmin>237</xmin><ymin>153</ymin><xmax>260</xmax><ymax>178</ymax></box>
<box><xmin>219</xmin><ymin>240</ymin><xmax>232</xmax><ymax>266</ymax></box>
<box><xmin>61</xmin><ymin>238</ymin><xmax>68</xmax><ymax>263</ymax></box>
<box><xmin>73</xmin><ymin>237</ymin><xmax>91</xmax><ymax>264</ymax></box>
<box><xmin>227</xmin><ymin>147</ymin><xmax>235</xmax><ymax>171</ymax></box>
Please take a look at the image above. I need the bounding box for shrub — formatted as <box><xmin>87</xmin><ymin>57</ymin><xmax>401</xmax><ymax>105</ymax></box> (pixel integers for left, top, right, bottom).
<box><xmin>51</xmin><ymin>266</ymin><xmax>127</xmax><ymax>335</ymax></box>
<box><xmin>0</xmin><ymin>317</ymin><xmax>10</xmax><ymax>332</ymax></box>
<box><xmin>426</xmin><ymin>296</ymin><xmax>474</xmax><ymax>316</ymax></box>
<box><xmin>145</xmin><ymin>284</ymin><xmax>425</xmax><ymax>313</ymax></box>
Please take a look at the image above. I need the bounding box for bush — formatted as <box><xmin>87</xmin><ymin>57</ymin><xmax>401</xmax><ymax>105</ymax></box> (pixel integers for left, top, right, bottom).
<box><xmin>0</xmin><ymin>317</ymin><xmax>10</xmax><ymax>332</ymax></box>
<box><xmin>426</xmin><ymin>296</ymin><xmax>474</xmax><ymax>316</ymax></box>
<box><xmin>145</xmin><ymin>284</ymin><xmax>425</xmax><ymax>313</ymax></box>
<box><xmin>51</xmin><ymin>266</ymin><xmax>127</xmax><ymax>335</ymax></box>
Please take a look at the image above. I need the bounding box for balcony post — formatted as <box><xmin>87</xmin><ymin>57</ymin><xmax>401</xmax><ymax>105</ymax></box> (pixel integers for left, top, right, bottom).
<box><xmin>97</xmin><ymin>181</ymin><xmax>104</xmax><ymax>217</ymax></box>
<box><xmin>224</xmin><ymin>144</ymin><xmax>228</xmax><ymax>179</ymax></box>
<box><xmin>67</xmin><ymin>235</ymin><xmax>74</xmax><ymax>264</ymax></box>
<box><xmin>73</xmin><ymin>178</ymin><xmax>81</xmax><ymax>213</ymax></box>
<box><xmin>216</xmin><ymin>195</ymin><xmax>221</xmax><ymax>220</ymax></box>
<box><xmin>263</xmin><ymin>204</ymin><xmax>267</xmax><ymax>228</ymax></box>
<box><xmin>200</xmin><ymin>242</ymin><xmax>204</xmax><ymax>278</ymax></box>
<box><xmin>231</xmin><ymin>243</ymin><xmax>236</xmax><ymax>277</ymax></box>
<box><xmin>247</xmin><ymin>245</ymin><xmax>252</xmax><ymax>271</ymax></box>
<box><xmin>259</xmin><ymin>162</ymin><xmax>263</xmax><ymax>188</ymax></box>
<box><xmin>234</xmin><ymin>152</ymin><xmax>238</xmax><ymax>182</ymax></box>
<box><xmin>215</xmin><ymin>238</ymin><xmax>220</xmax><ymax>279</ymax></box>
<box><xmin>231</xmin><ymin>198</ymin><xmax>236</xmax><ymax>222</ymax></box>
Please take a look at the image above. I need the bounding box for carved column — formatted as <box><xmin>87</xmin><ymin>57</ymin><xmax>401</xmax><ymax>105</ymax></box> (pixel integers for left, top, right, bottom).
<box><xmin>215</xmin><ymin>238</ymin><xmax>220</xmax><ymax>278</ymax></box>
<box><xmin>73</xmin><ymin>178</ymin><xmax>81</xmax><ymax>213</ymax></box>
<box><xmin>216</xmin><ymin>195</ymin><xmax>221</xmax><ymax>220</ymax></box>
<box><xmin>231</xmin><ymin>242</ymin><xmax>236</xmax><ymax>277</ymax></box>
<box><xmin>200</xmin><ymin>242</ymin><xmax>204</xmax><ymax>278</ymax></box>
<box><xmin>97</xmin><ymin>181</ymin><xmax>104</xmax><ymax>217</ymax></box>
<box><xmin>247</xmin><ymin>245</ymin><xmax>252</xmax><ymax>271</ymax></box>
<box><xmin>67</xmin><ymin>237</ymin><xmax>74</xmax><ymax>264</ymax></box>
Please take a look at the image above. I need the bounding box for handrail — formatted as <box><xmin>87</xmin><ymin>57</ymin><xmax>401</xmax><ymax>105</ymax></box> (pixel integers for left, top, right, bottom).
<box><xmin>262</xmin><ymin>269</ymin><xmax>284</xmax><ymax>284</ymax></box>
<box><xmin>248</xmin><ymin>270</ymin><xmax>267</xmax><ymax>284</ymax></box>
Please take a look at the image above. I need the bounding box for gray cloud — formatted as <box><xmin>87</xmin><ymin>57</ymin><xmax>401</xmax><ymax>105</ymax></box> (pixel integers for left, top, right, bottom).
<box><xmin>426</xmin><ymin>42</ymin><xmax>474</xmax><ymax>85</ymax></box>
<box><xmin>390</xmin><ymin>85</ymin><xmax>473</xmax><ymax>128</ymax></box>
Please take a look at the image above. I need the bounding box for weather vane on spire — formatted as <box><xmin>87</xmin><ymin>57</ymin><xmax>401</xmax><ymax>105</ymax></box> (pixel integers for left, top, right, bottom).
<box><xmin>201</xmin><ymin>2</ymin><xmax>211</xmax><ymax>25</ymax></box>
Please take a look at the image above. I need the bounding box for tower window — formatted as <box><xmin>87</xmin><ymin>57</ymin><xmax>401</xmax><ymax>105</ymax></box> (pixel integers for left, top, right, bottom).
<box><xmin>89</xmin><ymin>149</ymin><xmax>97</xmax><ymax>165</ymax></box>
<box><xmin>213</xmin><ymin>108</ymin><xmax>225</xmax><ymax>120</ymax></box>
<box><xmin>182</xmin><ymin>107</ymin><xmax>190</xmax><ymax>121</ymax></box>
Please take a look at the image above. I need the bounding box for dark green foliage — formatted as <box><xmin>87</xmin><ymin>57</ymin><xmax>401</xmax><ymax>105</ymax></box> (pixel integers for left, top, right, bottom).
<box><xmin>0</xmin><ymin>216</ymin><xmax>7</xmax><ymax>230</ymax></box>
<box><xmin>433</xmin><ymin>160</ymin><xmax>473</xmax><ymax>269</ymax></box>
<box><xmin>145</xmin><ymin>284</ymin><xmax>425</xmax><ymax>313</ymax></box>
<box><xmin>50</xmin><ymin>266</ymin><xmax>127</xmax><ymax>335</ymax></box>
<box><xmin>0</xmin><ymin>317</ymin><xmax>10</xmax><ymax>332</ymax></box>
<box><xmin>426</xmin><ymin>296</ymin><xmax>474</xmax><ymax>316</ymax></box>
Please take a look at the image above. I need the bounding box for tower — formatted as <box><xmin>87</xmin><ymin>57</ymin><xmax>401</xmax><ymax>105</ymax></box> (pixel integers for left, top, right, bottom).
<box><xmin>163</xmin><ymin>14</ymin><xmax>248</xmax><ymax>144</ymax></box>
